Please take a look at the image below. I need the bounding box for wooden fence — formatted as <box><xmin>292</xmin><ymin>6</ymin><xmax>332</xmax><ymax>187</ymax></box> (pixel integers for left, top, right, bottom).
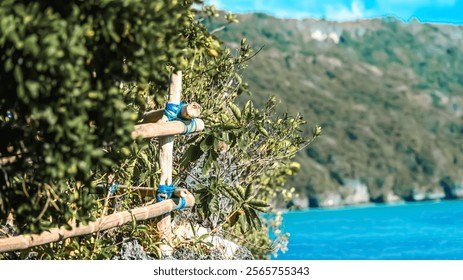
<box><xmin>0</xmin><ymin>71</ymin><xmax>203</xmax><ymax>254</ymax></box>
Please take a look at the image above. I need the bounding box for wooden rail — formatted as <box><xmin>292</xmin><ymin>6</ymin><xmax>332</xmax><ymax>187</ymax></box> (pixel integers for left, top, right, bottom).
<box><xmin>0</xmin><ymin>192</ymin><xmax>195</xmax><ymax>253</ymax></box>
<box><xmin>132</xmin><ymin>119</ymin><xmax>205</xmax><ymax>139</ymax></box>
<box><xmin>94</xmin><ymin>185</ymin><xmax>189</xmax><ymax>198</ymax></box>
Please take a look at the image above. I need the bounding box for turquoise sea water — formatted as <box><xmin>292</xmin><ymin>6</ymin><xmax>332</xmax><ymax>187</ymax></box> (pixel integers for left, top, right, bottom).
<box><xmin>275</xmin><ymin>200</ymin><xmax>463</xmax><ymax>260</ymax></box>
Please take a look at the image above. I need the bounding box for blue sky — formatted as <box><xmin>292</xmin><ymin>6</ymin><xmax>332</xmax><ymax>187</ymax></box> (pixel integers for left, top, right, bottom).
<box><xmin>209</xmin><ymin>0</ymin><xmax>463</xmax><ymax>24</ymax></box>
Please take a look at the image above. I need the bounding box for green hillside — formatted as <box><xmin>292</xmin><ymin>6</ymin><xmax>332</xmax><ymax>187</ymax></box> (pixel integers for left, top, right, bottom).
<box><xmin>208</xmin><ymin>13</ymin><xmax>463</xmax><ymax>207</ymax></box>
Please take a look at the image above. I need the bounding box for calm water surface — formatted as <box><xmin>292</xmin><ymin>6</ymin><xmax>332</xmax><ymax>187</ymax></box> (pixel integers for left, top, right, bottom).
<box><xmin>275</xmin><ymin>200</ymin><xmax>463</xmax><ymax>259</ymax></box>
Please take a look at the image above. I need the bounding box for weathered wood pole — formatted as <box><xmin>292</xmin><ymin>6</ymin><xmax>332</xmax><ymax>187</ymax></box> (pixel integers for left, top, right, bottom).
<box><xmin>156</xmin><ymin>71</ymin><xmax>182</xmax><ymax>255</ymax></box>
<box><xmin>0</xmin><ymin>194</ymin><xmax>195</xmax><ymax>253</ymax></box>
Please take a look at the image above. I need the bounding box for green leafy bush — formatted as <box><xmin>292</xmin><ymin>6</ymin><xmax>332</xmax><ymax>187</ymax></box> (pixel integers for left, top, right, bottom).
<box><xmin>0</xmin><ymin>0</ymin><xmax>195</xmax><ymax>233</ymax></box>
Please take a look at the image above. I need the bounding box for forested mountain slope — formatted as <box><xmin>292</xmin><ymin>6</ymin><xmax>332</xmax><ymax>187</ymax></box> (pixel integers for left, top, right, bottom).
<box><xmin>210</xmin><ymin>13</ymin><xmax>463</xmax><ymax>206</ymax></box>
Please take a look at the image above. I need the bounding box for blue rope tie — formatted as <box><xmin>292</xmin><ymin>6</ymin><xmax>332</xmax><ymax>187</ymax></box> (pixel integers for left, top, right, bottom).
<box><xmin>156</xmin><ymin>184</ymin><xmax>175</xmax><ymax>202</ymax></box>
<box><xmin>164</xmin><ymin>102</ymin><xmax>186</xmax><ymax>121</ymax></box>
<box><xmin>156</xmin><ymin>184</ymin><xmax>187</xmax><ymax>210</ymax></box>
<box><xmin>184</xmin><ymin>118</ymin><xmax>196</xmax><ymax>135</ymax></box>
<box><xmin>178</xmin><ymin>197</ymin><xmax>186</xmax><ymax>210</ymax></box>
<box><xmin>109</xmin><ymin>184</ymin><xmax>120</xmax><ymax>195</ymax></box>
<box><xmin>164</xmin><ymin>102</ymin><xmax>197</xmax><ymax>135</ymax></box>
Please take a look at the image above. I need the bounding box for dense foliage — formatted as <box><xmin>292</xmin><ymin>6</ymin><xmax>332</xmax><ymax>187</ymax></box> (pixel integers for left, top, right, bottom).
<box><xmin>213</xmin><ymin>13</ymin><xmax>463</xmax><ymax>205</ymax></box>
<box><xmin>0</xmin><ymin>2</ymin><xmax>316</xmax><ymax>259</ymax></box>
<box><xmin>0</xmin><ymin>0</ymin><xmax>195</xmax><ymax>232</ymax></box>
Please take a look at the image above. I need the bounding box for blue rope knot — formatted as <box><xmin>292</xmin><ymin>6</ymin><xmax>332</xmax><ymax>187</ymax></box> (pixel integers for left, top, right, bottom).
<box><xmin>109</xmin><ymin>184</ymin><xmax>120</xmax><ymax>195</ymax></box>
<box><xmin>156</xmin><ymin>184</ymin><xmax>187</xmax><ymax>210</ymax></box>
<box><xmin>164</xmin><ymin>102</ymin><xmax>197</xmax><ymax>135</ymax></box>
<box><xmin>184</xmin><ymin>118</ymin><xmax>197</xmax><ymax>135</ymax></box>
<box><xmin>178</xmin><ymin>197</ymin><xmax>186</xmax><ymax>210</ymax></box>
<box><xmin>164</xmin><ymin>102</ymin><xmax>186</xmax><ymax>121</ymax></box>
<box><xmin>156</xmin><ymin>184</ymin><xmax>175</xmax><ymax>202</ymax></box>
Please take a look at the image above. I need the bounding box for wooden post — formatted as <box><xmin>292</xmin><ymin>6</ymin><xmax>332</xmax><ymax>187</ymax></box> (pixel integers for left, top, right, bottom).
<box><xmin>156</xmin><ymin>71</ymin><xmax>182</xmax><ymax>256</ymax></box>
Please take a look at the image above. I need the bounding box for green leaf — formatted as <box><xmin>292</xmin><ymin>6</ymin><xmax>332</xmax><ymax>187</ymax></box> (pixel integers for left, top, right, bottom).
<box><xmin>221</xmin><ymin>184</ymin><xmax>241</xmax><ymax>202</ymax></box>
<box><xmin>244</xmin><ymin>184</ymin><xmax>254</xmax><ymax>201</ymax></box>
<box><xmin>209</xmin><ymin>195</ymin><xmax>219</xmax><ymax>213</ymax></box>
<box><xmin>14</xmin><ymin>65</ymin><xmax>23</xmax><ymax>84</ymax></box>
<box><xmin>198</xmin><ymin>234</ymin><xmax>210</xmax><ymax>242</ymax></box>
<box><xmin>221</xmin><ymin>123</ymin><xmax>239</xmax><ymax>130</ymax></box>
<box><xmin>189</xmin><ymin>221</ymin><xmax>197</xmax><ymax>238</ymax></box>
<box><xmin>139</xmin><ymin>151</ymin><xmax>151</xmax><ymax>171</ymax></box>
<box><xmin>247</xmin><ymin>207</ymin><xmax>262</xmax><ymax>230</ymax></box>
<box><xmin>136</xmin><ymin>224</ymin><xmax>148</xmax><ymax>232</ymax></box>
<box><xmin>180</xmin><ymin>144</ymin><xmax>203</xmax><ymax>168</ymax></box>
<box><xmin>244</xmin><ymin>100</ymin><xmax>254</xmax><ymax>116</ymax></box>
<box><xmin>248</xmin><ymin>200</ymin><xmax>269</xmax><ymax>208</ymax></box>
<box><xmin>243</xmin><ymin>207</ymin><xmax>255</xmax><ymax>230</ymax></box>
<box><xmin>229</xmin><ymin>103</ymin><xmax>242</xmax><ymax>121</ymax></box>
<box><xmin>25</xmin><ymin>80</ymin><xmax>40</xmax><ymax>99</ymax></box>
<box><xmin>249</xmin><ymin>205</ymin><xmax>268</xmax><ymax>213</ymax></box>
<box><xmin>236</xmin><ymin>184</ymin><xmax>245</xmax><ymax>199</ymax></box>
<box><xmin>202</xmin><ymin>152</ymin><xmax>214</xmax><ymax>175</ymax></box>
<box><xmin>229</xmin><ymin>211</ymin><xmax>241</xmax><ymax>227</ymax></box>
<box><xmin>24</xmin><ymin>34</ymin><xmax>39</xmax><ymax>56</ymax></box>
<box><xmin>258</xmin><ymin>126</ymin><xmax>269</xmax><ymax>137</ymax></box>
<box><xmin>239</xmin><ymin>215</ymin><xmax>249</xmax><ymax>234</ymax></box>
<box><xmin>200</xmin><ymin>135</ymin><xmax>214</xmax><ymax>152</ymax></box>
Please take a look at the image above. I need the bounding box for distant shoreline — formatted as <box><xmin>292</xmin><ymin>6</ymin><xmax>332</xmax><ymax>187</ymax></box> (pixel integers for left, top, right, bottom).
<box><xmin>282</xmin><ymin>198</ymin><xmax>463</xmax><ymax>213</ymax></box>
